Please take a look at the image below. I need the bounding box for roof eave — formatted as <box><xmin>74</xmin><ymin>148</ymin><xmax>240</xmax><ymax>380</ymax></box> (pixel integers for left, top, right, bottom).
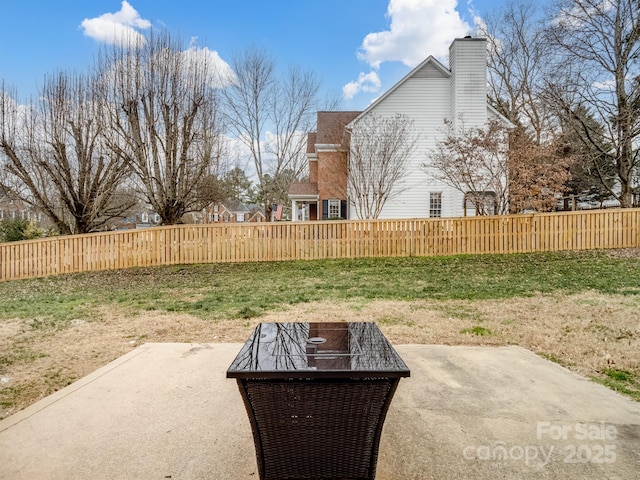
<box><xmin>347</xmin><ymin>55</ymin><xmax>450</xmax><ymax>128</ymax></box>
<box><xmin>289</xmin><ymin>194</ymin><xmax>319</xmax><ymax>201</ymax></box>
<box><xmin>488</xmin><ymin>104</ymin><xmax>516</xmax><ymax>129</ymax></box>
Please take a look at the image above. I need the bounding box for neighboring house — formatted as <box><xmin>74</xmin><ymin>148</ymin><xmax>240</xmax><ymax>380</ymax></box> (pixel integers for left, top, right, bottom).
<box><xmin>0</xmin><ymin>186</ymin><xmax>43</xmax><ymax>223</ymax></box>
<box><xmin>246</xmin><ymin>206</ymin><xmax>267</xmax><ymax>223</ymax></box>
<box><xmin>203</xmin><ymin>201</ymin><xmax>266</xmax><ymax>223</ymax></box>
<box><xmin>289</xmin><ymin>111</ymin><xmax>359</xmax><ymax>221</ymax></box>
<box><xmin>289</xmin><ymin>36</ymin><xmax>511</xmax><ymax>220</ymax></box>
<box><xmin>111</xmin><ymin>209</ymin><xmax>162</xmax><ymax>230</ymax></box>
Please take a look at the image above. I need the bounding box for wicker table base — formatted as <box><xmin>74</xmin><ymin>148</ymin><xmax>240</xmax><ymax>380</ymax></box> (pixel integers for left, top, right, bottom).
<box><xmin>237</xmin><ymin>377</ymin><xmax>400</xmax><ymax>480</ymax></box>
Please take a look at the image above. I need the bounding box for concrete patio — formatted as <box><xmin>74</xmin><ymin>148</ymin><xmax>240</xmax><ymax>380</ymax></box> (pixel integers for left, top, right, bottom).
<box><xmin>1</xmin><ymin>343</ymin><xmax>639</xmax><ymax>479</ymax></box>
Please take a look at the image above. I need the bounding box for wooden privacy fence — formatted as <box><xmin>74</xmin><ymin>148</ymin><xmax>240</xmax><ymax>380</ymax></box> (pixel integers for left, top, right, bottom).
<box><xmin>2</xmin><ymin>209</ymin><xmax>640</xmax><ymax>281</ymax></box>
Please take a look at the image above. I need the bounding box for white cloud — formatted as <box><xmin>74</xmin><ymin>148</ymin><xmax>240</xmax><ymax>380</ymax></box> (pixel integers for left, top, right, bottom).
<box><xmin>553</xmin><ymin>0</ymin><xmax>616</xmax><ymax>29</ymax></box>
<box><xmin>592</xmin><ymin>79</ymin><xmax>616</xmax><ymax>90</ymax></box>
<box><xmin>342</xmin><ymin>71</ymin><xmax>381</xmax><ymax>100</ymax></box>
<box><xmin>81</xmin><ymin>1</ymin><xmax>151</xmax><ymax>46</ymax></box>
<box><xmin>183</xmin><ymin>38</ymin><xmax>237</xmax><ymax>88</ymax></box>
<box><xmin>357</xmin><ymin>0</ymin><xmax>472</xmax><ymax>68</ymax></box>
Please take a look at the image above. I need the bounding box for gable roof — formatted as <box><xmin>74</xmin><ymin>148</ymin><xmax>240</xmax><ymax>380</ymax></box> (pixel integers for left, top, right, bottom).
<box><xmin>225</xmin><ymin>200</ymin><xmax>250</xmax><ymax>213</ymax></box>
<box><xmin>347</xmin><ymin>45</ymin><xmax>513</xmax><ymax>129</ymax></box>
<box><xmin>488</xmin><ymin>105</ymin><xmax>514</xmax><ymax>128</ymax></box>
<box><xmin>350</xmin><ymin>56</ymin><xmax>450</xmax><ymax>124</ymax></box>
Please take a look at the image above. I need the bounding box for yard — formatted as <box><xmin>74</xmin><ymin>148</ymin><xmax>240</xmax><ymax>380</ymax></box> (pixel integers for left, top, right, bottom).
<box><xmin>1</xmin><ymin>249</ymin><xmax>639</xmax><ymax>419</ymax></box>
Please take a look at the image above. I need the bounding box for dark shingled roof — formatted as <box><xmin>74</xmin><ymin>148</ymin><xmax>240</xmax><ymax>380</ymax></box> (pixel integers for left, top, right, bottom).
<box><xmin>315</xmin><ymin>111</ymin><xmax>361</xmax><ymax>145</ymax></box>
<box><xmin>288</xmin><ymin>182</ymin><xmax>318</xmax><ymax>196</ymax></box>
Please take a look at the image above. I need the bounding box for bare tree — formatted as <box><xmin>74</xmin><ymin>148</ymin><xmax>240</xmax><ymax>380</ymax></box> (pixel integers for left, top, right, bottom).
<box><xmin>428</xmin><ymin>119</ymin><xmax>510</xmax><ymax>215</ymax></box>
<box><xmin>223</xmin><ymin>47</ymin><xmax>324</xmax><ymax>219</ymax></box>
<box><xmin>98</xmin><ymin>30</ymin><xmax>227</xmax><ymax>225</ymax></box>
<box><xmin>480</xmin><ymin>0</ymin><xmax>555</xmax><ymax>143</ymax></box>
<box><xmin>347</xmin><ymin>114</ymin><xmax>417</xmax><ymax>219</ymax></box>
<box><xmin>545</xmin><ymin>0</ymin><xmax>640</xmax><ymax>207</ymax></box>
<box><xmin>0</xmin><ymin>74</ymin><xmax>134</xmax><ymax>234</ymax></box>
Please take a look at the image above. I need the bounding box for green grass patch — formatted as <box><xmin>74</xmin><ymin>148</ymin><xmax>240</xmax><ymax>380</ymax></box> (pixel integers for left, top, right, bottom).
<box><xmin>460</xmin><ymin>326</ymin><xmax>493</xmax><ymax>336</ymax></box>
<box><xmin>603</xmin><ymin>368</ymin><xmax>632</xmax><ymax>382</ymax></box>
<box><xmin>540</xmin><ymin>352</ymin><xmax>564</xmax><ymax>364</ymax></box>
<box><xmin>593</xmin><ymin>369</ymin><xmax>640</xmax><ymax>401</ymax></box>
<box><xmin>1</xmin><ymin>249</ymin><xmax>640</xmax><ymax>407</ymax></box>
<box><xmin>236</xmin><ymin>306</ymin><xmax>262</xmax><ymax>319</ymax></box>
<box><xmin>0</xmin><ymin>250</ymin><xmax>639</xmax><ymax>322</ymax></box>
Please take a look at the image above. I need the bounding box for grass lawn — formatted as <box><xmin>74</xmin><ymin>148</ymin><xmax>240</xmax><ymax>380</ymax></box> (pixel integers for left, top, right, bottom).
<box><xmin>1</xmin><ymin>248</ymin><xmax>639</xmax><ymax>418</ymax></box>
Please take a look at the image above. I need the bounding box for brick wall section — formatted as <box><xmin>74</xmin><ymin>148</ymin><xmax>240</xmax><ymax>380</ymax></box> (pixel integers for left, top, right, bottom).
<box><xmin>314</xmin><ymin>112</ymin><xmax>360</xmax><ymax>218</ymax></box>
<box><xmin>309</xmin><ymin>158</ymin><xmax>318</xmax><ymax>183</ymax></box>
<box><xmin>317</xmin><ymin>149</ymin><xmax>348</xmax><ymax>217</ymax></box>
<box><xmin>292</xmin><ymin>111</ymin><xmax>360</xmax><ymax>219</ymax></box>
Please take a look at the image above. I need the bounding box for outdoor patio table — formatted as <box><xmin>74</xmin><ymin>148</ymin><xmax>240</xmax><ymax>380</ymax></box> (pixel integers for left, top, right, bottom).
<box><xmin>227</xmin><ymin>322</ymin><xmax>410</xmax><ymax>480</ymax></box>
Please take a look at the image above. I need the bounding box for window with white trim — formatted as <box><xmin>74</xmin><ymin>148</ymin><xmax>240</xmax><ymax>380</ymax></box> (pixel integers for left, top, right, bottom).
<box><xmin>328</xmin><ymin>199</ymin><xmax>341</xmax><ymax>218</ymax></box>
<box><xmin>429</xmin><ymin>192</ymin><xmax>442</xmax><ymax>218</ymax></box>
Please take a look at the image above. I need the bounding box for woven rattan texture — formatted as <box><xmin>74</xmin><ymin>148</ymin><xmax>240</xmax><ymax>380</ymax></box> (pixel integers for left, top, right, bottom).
<box><xmin>243</xmin><ymin>379</ymin><xmax>394</xmax><ymax>480</ymax></box>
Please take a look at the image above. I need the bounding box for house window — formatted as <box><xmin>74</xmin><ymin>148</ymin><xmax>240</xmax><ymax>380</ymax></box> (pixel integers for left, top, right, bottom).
<box><xmin>223</xmin><ymin>213</ymin><xmax>230</xmax><ymax>222</ymax></box>
<box><xmin>328</xmin><ymin>199</ymin><xmax>341</xmax><ymax>218</ymax></box>
<box><xmin>213</xmin><ymin>214</ymin><xmax>219</xmax><ymax>222</ymax></box>
<box><xmin>237</xmin><ymin>213</ymin><xmax>245</xmax><ymax>222</ymax></box>
<box><xmin>429</xmin><ymin>193</ymin><xmax>442</xmax><ymax>218</ymax></box>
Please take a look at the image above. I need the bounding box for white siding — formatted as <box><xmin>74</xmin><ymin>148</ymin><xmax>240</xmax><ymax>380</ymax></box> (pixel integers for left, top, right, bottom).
<box><xmin>368</xmin><ymin>76</ymin><xmax>452</xmax><ymax>219</ymax></box>
<box><xmin>449</xmin><ymin>38</ymin><xmax>488</xmax><ymax>130</ymax></box>
<box><xmin>348</xmin><ymin>38</ymin><xmax>491</xmax><ymax>220</ymax></box>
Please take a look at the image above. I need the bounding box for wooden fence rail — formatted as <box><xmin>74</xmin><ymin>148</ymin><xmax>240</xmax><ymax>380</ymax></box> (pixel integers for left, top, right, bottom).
<box><xmin>2</xmin><ymin>209</ymin><xmax>639</xmax><ymax>282</ymax></box>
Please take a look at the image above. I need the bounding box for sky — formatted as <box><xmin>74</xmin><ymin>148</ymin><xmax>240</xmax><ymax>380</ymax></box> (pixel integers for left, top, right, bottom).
<box><xmin>0</xmin><ymin>0</ymin><xmax>502</xmax><ymax>110</ymax></box>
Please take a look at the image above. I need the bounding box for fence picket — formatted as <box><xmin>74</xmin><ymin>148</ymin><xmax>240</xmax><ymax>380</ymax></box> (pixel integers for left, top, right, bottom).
<box><xmin>1</xmin><ymin>209</ymin><xmax>640</xmax><ymax>281</ymax></box>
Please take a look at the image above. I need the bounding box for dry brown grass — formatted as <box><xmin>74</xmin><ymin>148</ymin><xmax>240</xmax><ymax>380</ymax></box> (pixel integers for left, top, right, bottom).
<box><xmin>2</xmin><ymin>292</ymin><xmax>638</xmax><ymax>419</ymax></box>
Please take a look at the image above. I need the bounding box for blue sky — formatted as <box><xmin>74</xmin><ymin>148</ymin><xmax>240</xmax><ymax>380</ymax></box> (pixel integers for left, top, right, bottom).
<box><xmin>0</xmin><ymin>0</ymin><xmax>502</xmax><ymax>110</ymax></box>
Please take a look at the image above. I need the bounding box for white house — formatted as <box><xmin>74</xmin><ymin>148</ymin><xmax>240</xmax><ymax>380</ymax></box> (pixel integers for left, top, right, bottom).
<box><xmin>290</xmin><ymin>36</ymin><xmax>512</xmax><ymax>220</ymax></box>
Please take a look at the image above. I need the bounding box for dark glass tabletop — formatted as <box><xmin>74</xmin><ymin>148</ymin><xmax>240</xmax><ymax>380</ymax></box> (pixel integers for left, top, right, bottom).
<box><xmin>226</xmin><ymin>322</ymin><xmax>410</xmax><ymax>379</ymax></box>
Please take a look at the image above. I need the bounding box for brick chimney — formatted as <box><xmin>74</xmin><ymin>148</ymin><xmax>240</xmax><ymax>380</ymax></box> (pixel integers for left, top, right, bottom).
<box><xmin>449</xmin><ymin>37</ymin><xmax>488</xmax><ymax>130</ymax></box>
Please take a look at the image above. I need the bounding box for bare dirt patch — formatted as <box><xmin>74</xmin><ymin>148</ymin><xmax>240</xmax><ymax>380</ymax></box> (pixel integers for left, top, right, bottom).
<box><xmin>1</xmin><ymin>292</ymin><xmax>639</xmax><ymax>419</ymax></box>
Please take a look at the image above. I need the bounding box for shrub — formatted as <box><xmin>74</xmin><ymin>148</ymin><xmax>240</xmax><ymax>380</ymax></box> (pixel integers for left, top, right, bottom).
<box><xmin>0</xmin><ymin>218</ymin><xmax>55</xmax><ymax>242</ymax></box>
